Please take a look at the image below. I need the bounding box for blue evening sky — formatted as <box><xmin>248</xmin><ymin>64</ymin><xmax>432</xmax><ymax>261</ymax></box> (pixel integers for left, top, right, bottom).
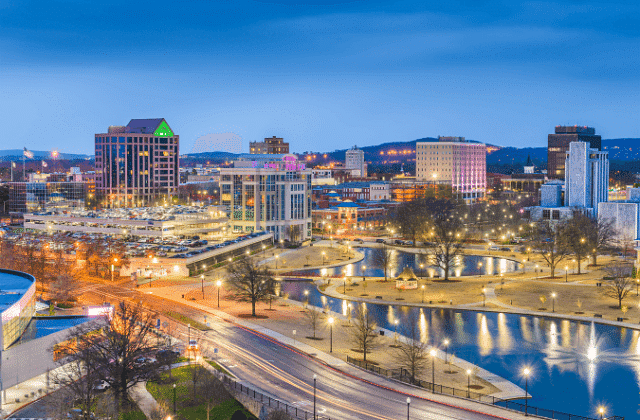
<box><xmin>0</xmin><ymin>0</ymin><xmax>638</xmax><ymax>155</ymax></box>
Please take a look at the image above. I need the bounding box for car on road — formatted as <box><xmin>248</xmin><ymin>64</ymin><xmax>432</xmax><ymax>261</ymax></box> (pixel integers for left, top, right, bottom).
<box><xmin>187</xmin><ymin>339</ymin><xmax>199</xmax><ymax>351</ymax></box>
<box><xmin>93</xmin><ymin>380</ymin><xmax>110</xmax><ymax>392</ymax></box>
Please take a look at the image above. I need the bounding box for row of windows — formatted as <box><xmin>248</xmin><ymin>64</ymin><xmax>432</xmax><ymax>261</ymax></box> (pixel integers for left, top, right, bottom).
<box><xmin>96</xmin><ymin>136</ymin><xmax>177</xmax><ymax>144</ymax></box>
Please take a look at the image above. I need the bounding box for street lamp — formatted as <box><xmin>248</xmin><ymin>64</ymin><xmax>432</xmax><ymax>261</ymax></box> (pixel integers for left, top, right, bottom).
<box><xmin>565</xmin><ymin>265</ymin><xmax>568</xmax><ymax>282</ymax></box>
<box><xmin>172</xmin><ymin>383</ymin><xmax>177</xmax><ymax>414</ymax></box>
<box><xmin>406</xmin><ymin>397</ymin><xmax>410</xmax><ymax>420</ymax></box>
<box><xmin>430</xmin><ymin>348</ymin><xmax>437</xmax><ymax>390</ymax></box>
<box><xmin>275</xmin><ymin>255</ymin><xmax>279</xmax><ymax>269</ymax></box>
<box><xmin>200</xmin><ymin>275</ymin><xmax>205</xmax><ymax>299</ymax></box>
<box><xmin>361</xmin><ymin>265</ymin><xmax>366</xmax><ymax>282</ymax></box>
<box><xmin>421</xmin><ymin>285</ymin><xmax>425</xmax><ymax>303</ymax></box>
<box><xmin>328</xmin><ymin>316</ymin><xmax>334</xmax><ymax>353</ymax></box>
<box><xmin>304</xmin><ymin>290</ymin><xmax>309</xmax><ymax>308</ymax></box>
<box><xmin>466</xmin><ymin>369</ymin><xmax>472</xmax><ymax>398</ymax></box>
<box><xmin>215</xmin><ymin>280</ymin><xmax>222</xmax><ymax>307</ymax></box>
<box><xmin>522</xmin><ymin>367</ymin><xmax>531</xmax><ymax>416</ymax></box>
<box><xmin>322</xmin><ymin>251</ymin><xmax>326</xmax><ymax>265</ymax></box>
<box><xmin>394</xmin><ymin>319</ymin><xmax>399</xmax><ymax>342</ymax></box>
<box><xmin>551</xmin><ymin>292</ymin><xmax>556</xmax><ymax>313</ymax></box>
<box><xmin>443</xmin><ymin>338</ymin><xmax>450</xmax><ymax>364</ymax></box>
<box><xmin>598</xmin><ymin>406</ymin><xmax>605</xmax><ymax>420</ymax></box>
<box><xmin>313</xmin><ymin>374</ymin><xmax>317</xmax><ymax>420</ymax></box>
<box><xmin>482</xmin><ymin>288</ymin><xmax>487</xmax><ymax>307</ymax></box>
<box><xmin>419</xmin><ymin>263</ymin><xmax>424</xmax><ymax>280</ymax></box>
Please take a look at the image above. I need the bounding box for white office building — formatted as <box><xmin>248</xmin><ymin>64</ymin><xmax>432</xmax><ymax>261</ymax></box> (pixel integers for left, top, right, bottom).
<box><xmin>415</xmin><ymin>136</ymin><xmax>486</xmax><ymax>201</ymax></box>
<box><xmin>220</xmin><ymin>155</ymin><xmax>312</xmax><ymax>242</ymax></box>
<box><xmin>345</xmin><ymin>146</ymin><xmax>367</xmax><ymax>177</ymax></box>
<box><xmin>527</xmin><ymin>141</ymin><xmax>609</xmax><ymax>221</ymax></box>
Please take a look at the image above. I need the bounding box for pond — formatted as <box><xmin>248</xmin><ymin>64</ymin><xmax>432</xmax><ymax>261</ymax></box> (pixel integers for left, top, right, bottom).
<box><xmin>299</xmin><ymin>247</ymin><xmax>521</xmax><ymax>278</ymax></box>
<box><xmin>279</xmin><ymin>280</ymin><xmax>639</xmax><ymax>419</ymax></box>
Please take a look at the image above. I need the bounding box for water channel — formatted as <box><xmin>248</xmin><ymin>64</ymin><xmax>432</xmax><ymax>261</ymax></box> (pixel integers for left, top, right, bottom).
<box><xmin>279</xmin><ymin>247</ymin><xmax>639</xmax><ymax>419</ymax></box>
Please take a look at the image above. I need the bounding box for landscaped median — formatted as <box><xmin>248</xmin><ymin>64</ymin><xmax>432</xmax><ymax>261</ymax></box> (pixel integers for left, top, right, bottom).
<box><xmin>164</xmin><ymin>311</ymin><xmax>211</xmax><ymax>331</ymax></box>
<box><xmin>146</xmin><ymin>364</ymin><xmax>255</xmax><ymax>420</ymax></box>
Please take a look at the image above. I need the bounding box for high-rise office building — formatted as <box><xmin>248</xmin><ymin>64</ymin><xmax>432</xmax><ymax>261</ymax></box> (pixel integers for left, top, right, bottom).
<box><xmin>564</xmin><ymin>141</ymin><xmax>608</xmax><ymax>215</ymax></box>
<box><xmin>220</xmin><ymin>155</ymin><xmax>312</xmax><ymax>242</ymax></box>
<box><xmin>415</xmin><ymin>136</ymin><xmax>486</xmax><ymax>201</ymax></box>
<box><xmin>548</xmin><ymin>126</ymin><xmax>601</xmax><ymax>180</ymax></box>
<box><xmin>345</xmin><ymin>146</ymin><xmax>367</xmax><ymax>177</ymax></box>
<box><xmin>95</xmin><ymin>119</ymin><xmax>179</xmax><ymax>208</ymax></box>
<box><xmin>249</xmin><ymin>136</ymin><xmax>289</xmax><ymax>154</ymax></box>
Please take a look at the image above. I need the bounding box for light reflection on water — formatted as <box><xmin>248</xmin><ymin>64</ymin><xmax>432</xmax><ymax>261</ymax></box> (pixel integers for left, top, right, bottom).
<box><xmin>299</xmin><ymin>247</ymin><xmax>520</xmax><ymax>278</ymax></box>
<box><xmin>281</xmin><ymin>281</ymin><xmax>640</xmax><ymax>418</ymax></box>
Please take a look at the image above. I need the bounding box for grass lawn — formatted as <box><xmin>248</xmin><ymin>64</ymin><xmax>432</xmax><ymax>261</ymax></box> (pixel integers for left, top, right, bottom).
<box><xmin>205</xmin><ymin>359</ymin><xmax>234</xmax><ymax>377</ymax></box>
<box><xmin>146</xmin><ymin>366</ymin><xmax>255</xmax><ymax>420</ymax></box>
<box><xmin>165</xmin><ymin>311</ymin><xmax>211</xmax><ymax>331</ymax></box>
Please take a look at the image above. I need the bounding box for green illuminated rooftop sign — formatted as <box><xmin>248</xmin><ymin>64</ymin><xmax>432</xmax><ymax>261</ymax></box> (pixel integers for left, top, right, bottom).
<box><xmin>154</xmin><ymin>120</ymin><xmax>174</xmax><ymax>137</ymax></box>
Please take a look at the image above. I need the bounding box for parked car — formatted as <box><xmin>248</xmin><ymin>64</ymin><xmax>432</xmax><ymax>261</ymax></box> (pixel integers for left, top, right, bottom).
<box><xmin>93</xmin><ymin>380</ymin><xmax>110</xmax><ymax>392</ymax></box>
<box><xmin>375</xmin><ymin>239</ymin><xmax>385</xmax><ymax>243</ymax></box>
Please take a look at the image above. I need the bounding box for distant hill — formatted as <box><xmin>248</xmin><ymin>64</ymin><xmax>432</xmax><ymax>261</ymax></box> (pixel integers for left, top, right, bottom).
<box><xmin>0</xmin><ymin>149</ymin><xmax>90</xmax><ymax>161</ymax></box>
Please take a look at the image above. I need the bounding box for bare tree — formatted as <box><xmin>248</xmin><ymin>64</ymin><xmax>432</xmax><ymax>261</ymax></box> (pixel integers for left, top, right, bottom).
<box><xmin>588</xmin><ymin>217</ymin><xmax>616</xmax><ymax>266</ymax></box>
<box><xmin>51</xmin><ymin>356</ymin><xmax>104</xmax><ymax>420</ymax></box>
<box><xmin>191</xmin><ymin>365</ymin><xmax>207</xmax><ymax>399</ymax></box>
<box><xmin>53</xmin><ymin>301</ymin><xmax>162</xmax><ymax>415</ymax></box>
<box><xmin>226</xmin><ymin>256</ymin><xmax>275</xmax><ymax>317</ymax></box>
<box><xmin>531</xmin><ymin>221</ymin><xmax>569</xmax><ymax>277</ymax></box>
<box><xmin>603</xmin><ymin>264</ymin><xmax>633</xmax><ymax>309</ymax></box>
<box><xmin>618</xmin><ymin>232</ymin><xmax>636</xmax><ymax>260</ymax></box>
<box><xmin>564</xmin><ymin>215</ymin><xmax>592</xmax><ymax>274</ymax></box>
<box><xmin>373</xmin><ymin>244</ymin><xmax>393</xmax><ymax>281</ymax></box>
<box><xmin>50</xmin><ymin>271</ymin><xmax>79</xmax><ymax>303</ymax></box>
<box><xmin>389</xmin><ymin>200</ymin><xmax>426</xmax><ymax>246</ymax></box>
<box><xmin>304</xmin><ymin>307</ymin><xmax>323</xmax><ymax>339</ymax></box>
<box><xmin>394</xmin><ymin>314</ymin><xmax>428</xmax><ymax>384</ymax></box>
<box><xmin>349</xmin><ymin>303</ymin><xmax>378</xmax><ymax>363</ymax></box>
<box><xmin>423</xmin><ymin>203</ymin><xmax>467</xmax><ymax>282</ymax></box>
<box><xmin>200</xmin><ymin>373</ymin><xmax>232</xmax><ymax>420</ymax></box>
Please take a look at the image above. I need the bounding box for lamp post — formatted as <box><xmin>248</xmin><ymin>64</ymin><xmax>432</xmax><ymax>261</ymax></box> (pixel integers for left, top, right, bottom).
<box><xmin>420</xmin><ymin>263</ymin><xmax>424</xmax><ymax>280</ymax></box>
<box><xmin>421</xmin><ymin>285</ymin><xmax>425</xmax><ymax>303</ymax></box>
<box><xmin>523</xmin><ymin>367</ymin><xmax>531</xmax><ymax>416</ymax></box>
<box><xmin>394</xmin><ymin>319</ymin><xmax>399</xmax><ymax>343</ymax></box>
<box><xmin>328</xmin><ymin>316</ymin><xmax>334</xmax><ymax>353</ymax></box>
<box><xmin>313</xmin><ymin>374</ymin><xmax>317</xmax><ymax>420</ymax></box>
<box><xmin>361</xmin><ymin>265</ymin><xmax>366</xmax><ymax>282</ymax></box>
<box><xmin>343</xmin><ymin>276</ymin><xmax>347</xmax><ymax>294</ymax></box>
<box><xmin>173</xmin><ymin>383</ymin><xmax>177</xmax><ymax>414</ymax></box>
<box><xmin>304</xmin><ymin>290</ymin><xmax>309</xmax><ymax>309</ymax></box>
<box><xmin>200</xmin><ymin>275</ymin><xmax>205</xmax><ymax>299</ymax></box>
<box><xmin>482</xmin><ymin>288</ymin><xmax>487</xmax><ymax>307</ymax></box>
<box><xmin>216</xmin><ymin>280</ymin><xmax>222</xmax><ymax>307</ymax></box>
<box><xmin>598</xmin><ymin>406</ymin><xmax>605</xmax><ymax>420</ymax></box>
<box><xmin>275</xmin><ymin>255</ymin><xmax>279</xmax><ymax>269</ymax></box>
<box><xmin>406</xmin><ymin>397</ymin><xmax>410</xmax><ymax>420</ymax></box>
<box><xmin>322</xmin><ymin>251</ymin><xmax>326</xmax><ymax>265</ymax></box>
<box><xmin>443</xmin><ymin>338</ymin><xmax>450</xmax><ymax>364</ymax></box>
<box><xmin>565</xmin><ymin>265</ymin><xmax>568</xmax><ymax>282</ymax></box>
<box><xmin>637</xmin><ymin>279</ymin><xmax>639</xmax><ymax>296</ymax></box>
<box><xmin>466</xmin><ymin>369</ymin><xmax>472</xmax><ymax>398</ymax></box>
<box><xmin>430</xmin><ymin>348</ymin><xmax>437</xmax><ymax>390</ymax></box>
<box><xmin>111</xmin><ymin>258</ymin><xmax>118</xmax><ymax>282</ymax></box>
<box><xmin>551</xmin><ymin>292</ymin><xmax>556</xmax><ymax>313</ymax></box>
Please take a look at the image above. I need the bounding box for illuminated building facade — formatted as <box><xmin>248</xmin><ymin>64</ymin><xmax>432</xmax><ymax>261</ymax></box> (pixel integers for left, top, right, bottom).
<box><xmin>0</xmin><ymin>269</ymin><xmax>36</xmax><ymax>350</ymax></box>
<box><xmin>249</xmin><ymin>136</ymin><xmax>289</xmax><ymax>154</ymax></box>
<box><xmin>220</xmin><ymin>155</ymin><xmax>312</xmax><ymax>241</ymax></box>
<box><xmin>95</xmin><ymin>119</ymin><xmax>179</xmax><ymax>208</ymax></box>
<box><xmin>415</xmin><ymin>136</ymin><xmax>486</xmax><ymax>201</ymax></box>
<box><xmin>8</xmin><ymin>181</ymin><xmax>86</xmax><ymax>215</ymax></box>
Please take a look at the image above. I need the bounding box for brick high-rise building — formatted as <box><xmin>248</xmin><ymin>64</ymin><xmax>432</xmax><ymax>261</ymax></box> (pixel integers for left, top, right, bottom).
<box><xmin>547</xmin><ymin>126</ymin><xmax>601</xmax><ymax>180</ymax></box>
<box><xmin>95</xmin><ymin>118</ymin><xmax>179</xmax><ymax>208</ymax></box>
<box><xmin>249</xmin><ymin>136</ymin><xmax>289</xmax><ymax>154</ymax></box>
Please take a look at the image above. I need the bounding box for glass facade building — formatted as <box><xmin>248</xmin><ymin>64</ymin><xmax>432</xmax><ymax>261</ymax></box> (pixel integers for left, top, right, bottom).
<box><xmin>0</xmin><ymin>269</ymin><xmax>36</xmax><ymax>350</ymax></box>
<box><xmin>95</xmin><ymin>119</ymin><xmax>179</xmax><ymax>208</ymax></box>
<box><xmin>8</xmin><ymin>181</ymin><xmax>87</xmax><ymax>215</ymax></box>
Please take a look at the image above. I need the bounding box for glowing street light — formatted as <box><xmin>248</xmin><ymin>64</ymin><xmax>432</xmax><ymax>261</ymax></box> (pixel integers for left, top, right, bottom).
<box><xmin>598</xmin><ymin>406</ymin><xmax>605</xmax><ymax>420</ymax></box>
<box><xmin>322</xmin><ymin>251</ymin><xmax>326</xmax><ymax>265</ymax></box>
<box><xmin>466</xmin><ymin>369</ymin><xmax>472</xmax><ymax>397</ymax></box>
<box><xmin>551</xmin><ymin>292</ymin><xmax>557</xmax><ymax>312</ymax></box>
<box><xmin>522</xmin><ymin>367</ymin><xmax>531</xmax><ymax>416</ymax></box>
<box><xmin>216</xmin><ymin>280</ymin><xmax>222</xmax><ymax>307</ymax></box>
<box><xmin>443</xmin><ymin>338</ymin><xmax>450</xmax><ymax>364</ymax></box>
<box><xmin>565</xmin><ymin>265</ymin><xmax>569</xmax><ymax>282</ymax></box>
<box><xmin>406</xmin><ymin>397</ymin><xmax>411</xmax><ymax>420</ymax></box>
<box><xmin>200</xmin><ymin>274</ymin><xmax>205</xmax><ymax>299</ymax></box>
<box><xmin>430</xmin><ymin>348</ymin><xmax>437</xmax><ymax>389</ymax></box>
<box><xmin>328</xmin><ymin>316</ymin><xmax>334</xmax><ymax>353</ymax></box>
<box><xmin>421</xmin><ymin>285</ymin><xmax>426</xmax><ymax>303</ymax></box>
<box><xmin>482</xmin><ymin>288</ymin><xmax>487</xmax><ymax>307</ymax></box>
<box><xmin>313</xmin><ymin>374</ymin><xmax>317</xmax><ymax>420</ymax></box>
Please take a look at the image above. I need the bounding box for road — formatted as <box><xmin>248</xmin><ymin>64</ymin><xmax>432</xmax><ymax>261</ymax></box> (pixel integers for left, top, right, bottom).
<box><xmin>18</xmin><ymin>282</ymin><xmax>521</xmax><ymax>420</ymax></box>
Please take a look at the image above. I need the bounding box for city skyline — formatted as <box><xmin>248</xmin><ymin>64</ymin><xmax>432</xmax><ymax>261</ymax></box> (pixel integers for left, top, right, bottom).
<box><xmin>1</xmin><ymin>1</ymin><xmax>638</xmax><ymax>155</ymax></box>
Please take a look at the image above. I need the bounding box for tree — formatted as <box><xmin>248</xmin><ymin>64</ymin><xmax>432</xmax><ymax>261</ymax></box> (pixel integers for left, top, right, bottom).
<box><xmin>588</xmin><ymin>217</ymin><xmax>616</xmax><ymax>266</ymax></box>
<box><xmin>50</xmin><ymin>271</ymin><xmax>79</xmax><ymax>303</ymax></box>
<box><xmin>422</xmin><ymin>202</ymin><xmax>467</xmax><ymax>281</ymax></box>
<box><xmin>349</xmin><ymin>303</ymin><xmax>378</xmax><ymax>363</ymax></box>
<box><xmin>394</xmin><ymin>313</ymin><xmax>428</xmax><ymax>384</ymax></box>
<box><xmin>304</xmin><ymin>307</ymin><xmax>323</xmax><ymax>339</ymax></box>
<box><xmin>531</xmin><ymin>221</ymin><xmax>570</xmax><ymax>278</ymax></box>
<box><xmin>389</xmin><ymin>200</ymin><xmax>426</xmax><ymax>246</ymax></box>
<box><xmin>226</xmin><ymin>256</ymin><xmax>276</xmax><ymax>317</ymax></box>
<box><xmin>191</xmin><ymin>365</ymin><xmax>207</xmax><ymax>399</ymax></box>
<box><xmin>603</xmin><ymin>264</ymin><xmax>633</xmax><ymax>309</ymax></box>
<box><xmin>51</xmin><ymin>354</ymin><xmax>104</xmax><ymax>420</ymax></box>
<box><xmin>373</xmin><ymin>244</ymin><xmax>393</xmax><ymax>281</ymax></box>
<box><xmin>200</xmin><ymin>372</ymin><xmax>232</xmax><ymax>420</ymax></box>
<box><xmin>564</xmin><ymin>215</ymin><xmax>593</xmax><ymax>274</ymax></box>
<box><xmin>53</xmin><ymin>301</ymin><xmax>163</xmax><ymax>415</ymax></box>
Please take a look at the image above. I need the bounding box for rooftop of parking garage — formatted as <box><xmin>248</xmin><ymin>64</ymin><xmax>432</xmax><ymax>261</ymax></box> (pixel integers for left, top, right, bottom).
<box><xmin>25</xmin><ymin>205</ymin><xmax>226</xmax><ymax>222</ymax></box>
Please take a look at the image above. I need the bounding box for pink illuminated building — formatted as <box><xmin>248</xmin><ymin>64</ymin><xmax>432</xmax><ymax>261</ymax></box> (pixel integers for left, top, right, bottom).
<box><xmin>415</xmin><ymin>136</ymin><xmax>486</xmax><ymax>201</ymax></box>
